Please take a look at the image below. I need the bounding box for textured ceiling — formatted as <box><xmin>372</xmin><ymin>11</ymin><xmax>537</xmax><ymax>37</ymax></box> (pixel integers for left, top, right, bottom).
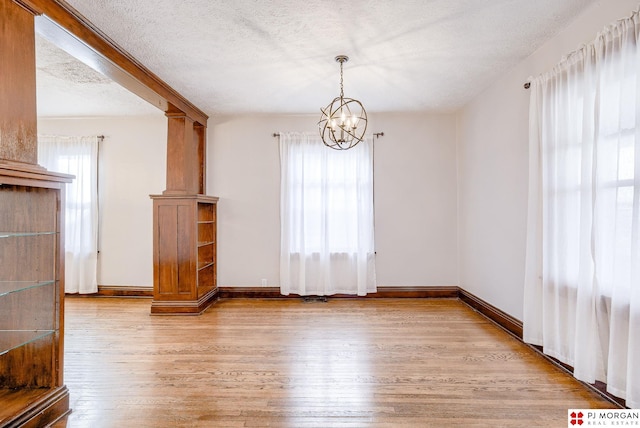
<box><xmin>36</xmin><ymin>0</ymin><xmax>598</xmax><ymax>117</ymax></box>
<box><xmin>36</xmin><ymin>36</ymin><xmax>160</xmax><ymax>117</ymax></box>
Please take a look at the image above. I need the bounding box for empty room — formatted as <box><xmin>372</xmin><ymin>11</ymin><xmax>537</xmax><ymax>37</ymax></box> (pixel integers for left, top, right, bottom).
<box><xmin>1</xmin><ymin>0</ymin><xmax>638</xmax><ymax>427</ymax></box>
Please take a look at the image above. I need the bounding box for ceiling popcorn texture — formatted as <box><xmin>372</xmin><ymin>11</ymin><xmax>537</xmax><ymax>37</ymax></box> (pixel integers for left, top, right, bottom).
<box><xmin>36</xmin><ymin>36</ymin><xmax>160</xmax><ymax>117</ymax></box>
<box><xmin>36</xmin><ymin>0</ymin><xmax>597</xmax><ymax>117</ymax></box>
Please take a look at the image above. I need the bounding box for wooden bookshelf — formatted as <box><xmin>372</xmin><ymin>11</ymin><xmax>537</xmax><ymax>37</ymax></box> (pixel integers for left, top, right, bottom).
<box><xmin>150</xmin><ymin>195</ymin><xmax>219</xmax><ymax>315</ymax></box>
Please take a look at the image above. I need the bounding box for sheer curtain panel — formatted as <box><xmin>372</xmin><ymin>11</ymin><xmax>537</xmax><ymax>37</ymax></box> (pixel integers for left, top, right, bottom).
<box><xmin>39</xmin><ymin>135</ymin><xmax>99</xmax><ymax>294</ymax></box>
<box><xmin>279</xmin><ymin>132</ymin><xmax>376</xmax><ymax>296</ymax></box>
<box><xmin>524</xmin><ymin>9</ymin><xmax>640</xmax><ymax>408</ymax></box>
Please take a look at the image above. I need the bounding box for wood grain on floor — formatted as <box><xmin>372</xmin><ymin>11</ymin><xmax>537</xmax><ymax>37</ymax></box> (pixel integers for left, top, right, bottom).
<box><xmin>52</xmin><ymin>297</ymin><xmax>615</xmax><ymax>427</ymax></box>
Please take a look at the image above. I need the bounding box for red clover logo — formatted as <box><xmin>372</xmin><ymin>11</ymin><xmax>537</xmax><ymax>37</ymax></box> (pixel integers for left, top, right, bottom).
<box><xmin>570</xmin><ymin>411</ymin><xmax>584</xmax><ymax>426</ymax></box>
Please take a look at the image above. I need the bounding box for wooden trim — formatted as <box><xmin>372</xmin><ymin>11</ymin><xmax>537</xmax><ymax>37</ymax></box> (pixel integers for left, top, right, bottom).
<box><xmin>12</xmin><ymin>0</ymin><xmax>42</xmax><ymax>15</ymax></box>
<box><xmin>217</xmin><ymin>286</ymin><xmax>459</xmax><ymax>299</ymax></box>
<box><xmin>457</xmin><ymin>288</ymin><xmax>626</xmax><ymax>409</ymax></box>
<box><xmin>64</xmin><ymin>286</ymin><xmax>153</xmax><ymax>298</ymax></box>
<box><xmin>98</xmin><ymin>286</ymin><xmax>153</xmax><ymax>297</ymax></box>
<box><xmin>525</xmin><ymin>345</ymin><xmax>626</xmax><ymax>408</ymax></box>
<box><xmin>149</xmin><ymin>194</ymin><xmax>219</xmax><ymax>202</ymax></box>
<box><xmin>2</xmin><ymin>386</ymin><xmax>70</xmax><ymax>428</ymax></box>
<box><xmin>218</xmin><ymin>287</ymin><xmax>286</xmax><ymax>299</ymax></box>
<box><xmin>31</xmin><ymin>1</ymin><xmax>208</xmax><ymax>125</ymax></box>
<box><xmin>150</xmin><ymin>287</ymin><xmax>219</xmax><ymax>315</ymax></box>
<box><xmin>79</xmin><ymin>285</ymin><xmax>456</xmax><ymax>300</ymax></box>
<box><xmin>458</xmin><ymin>288</ymin><xmax>523</xmax><ymax>339</ymax></box>
<box><xmin>0</xmin><ymin>161</ymin><xmax>73</xmax><ymax>181</ymax></box>
<box><xmin>375</xmin><ymin>286</ymin><xmax>458</xmax><ymax>298</ymax></box>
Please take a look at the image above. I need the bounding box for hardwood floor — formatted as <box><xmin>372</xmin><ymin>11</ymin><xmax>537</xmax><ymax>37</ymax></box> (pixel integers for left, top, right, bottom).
<box><xmin>52</xmin><ymin>297</ymin><xmax>616</xmax><ymax>427</ymax></box>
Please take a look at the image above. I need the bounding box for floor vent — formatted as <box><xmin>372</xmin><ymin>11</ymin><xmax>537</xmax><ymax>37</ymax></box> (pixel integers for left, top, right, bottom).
<box><xmin>302</xmin><ymin>296</ymin><xmax>328</xmax><ymax>303</ymax></box>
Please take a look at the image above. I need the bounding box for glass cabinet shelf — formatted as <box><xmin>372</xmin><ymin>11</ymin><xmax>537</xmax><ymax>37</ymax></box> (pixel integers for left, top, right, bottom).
<box><xmin>0</xmin><ymin>232</ymin><xmax>57</xmax><ymax>238</ymax></box>
<box><xmin>0</xmin><ymin>330</ymin><xmax>55</xmax><ymax>356</ymax></box>
<box><xmin>0</xmin><ymin>280</ymin><xmax>55</xmax><ymax>297</ymax></box>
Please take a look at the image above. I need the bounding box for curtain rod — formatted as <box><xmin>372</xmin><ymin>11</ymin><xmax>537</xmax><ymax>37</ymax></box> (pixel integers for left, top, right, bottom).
<box><xmin>38</xmin><ymin>134</ymin><xmax>105</xmax><ymax>141</ymax></box>
<box><xmin>273</xmin><ymin>132</ymin><xmax>385</xmax><ymax>138</ymax></box>
<box><xmin>521</xmin><ymin>7</ymin><xmax>638</xmax><ymax>92</ymax></box>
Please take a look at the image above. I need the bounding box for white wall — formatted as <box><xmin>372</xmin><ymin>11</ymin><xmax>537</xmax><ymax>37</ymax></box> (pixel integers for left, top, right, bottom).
<box><xmin>38</xmin><ymin>115</ymin><xmax>166</xmax><ymax>287</ymax></box>
<box><xmin>456</xmin><ymin>0</ymin><xmax>639</xmax><ymax>320</ymax></box>
<box><xmin>38</xmin><ymin>112</ymin><xmax>458</xmax><ymax>290</ymax></box>
<box><xmin>373</xmin><ymin>113</ymin><xmax>458</xmax><ymax>286</ymax></box>
<box><xmin>39</xmin><ymin>1</ymin><xmax>631</xmax><ymax>298</ymax></box>
<box><xmin>208</xmin><ymin>113</ymin><xmax>458</xmax><ymax>287</ymax></box>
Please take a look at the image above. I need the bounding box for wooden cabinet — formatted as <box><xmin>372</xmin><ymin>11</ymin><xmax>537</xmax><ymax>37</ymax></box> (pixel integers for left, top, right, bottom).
<box><xmin>0</xmin><ymin>163</ymin><xmax>72</xmax><ymax>427</ymax></box>
<box><xmin>150</xmin><ymin>195</ymin><xmax>219</xmax><ymax>314</ymax></box>
<box><xmin>1</xmin><ymin>2</ymin><xmax>72</xmax><ymax>423</ymax></box>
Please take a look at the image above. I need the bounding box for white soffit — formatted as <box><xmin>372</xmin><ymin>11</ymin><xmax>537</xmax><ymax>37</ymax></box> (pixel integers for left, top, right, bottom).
<box><xmin>39</xmin><ymin>0</ymin><xmax>599</xmax><ymax>117</ymax></box>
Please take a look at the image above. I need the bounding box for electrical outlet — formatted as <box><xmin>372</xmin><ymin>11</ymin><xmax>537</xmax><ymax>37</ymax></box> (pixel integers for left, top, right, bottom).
<box><xmin>261</xmin><ymin>278</ymin><xmax>268</xmax><ymax>286</ymax></box>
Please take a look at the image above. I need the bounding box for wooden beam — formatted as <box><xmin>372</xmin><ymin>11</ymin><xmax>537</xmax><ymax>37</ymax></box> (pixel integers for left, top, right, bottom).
<box><xmin>12</xmin><ymin>0</ymin><xmax>42</xmax><ymax>15</ymax></box>
<box><xmin>31</xmin><ymin>0</ymin><xmax>208</xmax><ymax>126</ymax></box>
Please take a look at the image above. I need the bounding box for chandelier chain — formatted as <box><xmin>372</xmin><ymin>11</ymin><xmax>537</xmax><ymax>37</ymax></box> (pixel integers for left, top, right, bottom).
<box><xmin>339</xmin><ymin>61</ymin><xmax>344</xmax><ymax>99</ymax></box>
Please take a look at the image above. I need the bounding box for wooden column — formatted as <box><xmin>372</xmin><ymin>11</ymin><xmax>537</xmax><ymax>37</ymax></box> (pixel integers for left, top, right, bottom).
<box><xmin>0</xmin><ymin>0</ymin><xmax>39</xmax><ymax>165</ymax></box>
<box><xmin>195</xmin><ymin>122</ymin><xmax>206</xmax><ymax>195</ymax></box>
<box><xmin>164</xmin><ymin>107</ymin><xmax>202</xmax><ymax>195</ymax></box>
<box><xmin>0</xmin><ymin>0</ymin><xmax>71</xmax><ymax>425</ymax></box>
<box><xmin>151</xmin><ymin>106</ymin><xmax>216</xmax><ymax>314</ymax></box>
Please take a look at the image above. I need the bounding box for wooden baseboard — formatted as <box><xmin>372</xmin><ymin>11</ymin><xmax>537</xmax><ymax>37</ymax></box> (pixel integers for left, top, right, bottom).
<box><xmin>97</xmin><ymin>285</ymin><xmax>153</xmax><ymax>297</ymax></box>
<box><xmin>78</xmin><ymin>285</ymin><xmax>521</xmax><ymax>344</ymax></box>
<box><xmin>150</xmin><ymin>287</ymin><xmax>219</xmax><ymax>315</ymax></box>
<box><xmin>455</xmin><ymin>290</ymin><xmax>625</xmax><ymax>408</ymax></box>
<box><xmin>375</xmin><ymin>286</ymin><xmax>459</xmax><ymax>298</ymax></box>
<box><xmin>218</xmin><ymin>287</ymin><xmax>285</xmax><ymax>299</ymax></box>
<box><xmin>65</xmin><ymin>285</ymin><xmax>154</xmax><ymax>298</ymax></box>
<box><xmin>86</xmin><ymin>285</ymin><xmax>459</xmax><ymax>300</ymax></box>
<box><xmin>217</xmin><ymin>286</ymin><xmax>459</xmax><ymax>299</ymax></box>
<box><xmin>457</xmin><ymin>288</ymin><xmax>523</xmax><ymax>339</ymax></box>
<box><xmin>525</xmin><ymin>344</ymin><xmax>626</xmax><ymax>408</ymax></box>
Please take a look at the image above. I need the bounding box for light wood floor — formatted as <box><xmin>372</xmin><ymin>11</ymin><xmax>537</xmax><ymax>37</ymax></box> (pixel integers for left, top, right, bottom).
<box><xmin>53</xmin><ymin>297</ymin><xmax>615</xmax><ymax>427</ymax></box>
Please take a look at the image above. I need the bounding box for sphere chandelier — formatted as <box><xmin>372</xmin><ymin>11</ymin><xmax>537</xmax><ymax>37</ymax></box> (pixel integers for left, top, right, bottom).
<box><xmin>318</xmin><ymin>55</ymin><xmax>368</xmax><ymax>150</ymax></box>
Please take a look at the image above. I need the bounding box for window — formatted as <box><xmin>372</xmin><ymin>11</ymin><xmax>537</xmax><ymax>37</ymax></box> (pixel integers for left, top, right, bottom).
<box><xmin>279</xmin><ymin>132</ymin><xmax>376</xmax><ymax>296</ymax></box>
<box><xmin>38</xmin><ymin>135</ymin><xmax>99</xmax><ymax>294</ymax></box>
<box><xmin>524</xmin><ymin>15</ymin><xmax>640</xmax><ymax>408</ymax></box>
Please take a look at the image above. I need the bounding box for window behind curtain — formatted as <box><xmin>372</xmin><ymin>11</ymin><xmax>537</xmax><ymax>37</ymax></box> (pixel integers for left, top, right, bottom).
<box><xmin>279</xmin><ymin>132</ymin><xmax>376</xmax><ymax>296</ymax></box>
<box><xmin>524</xmin><ymin>11</ymin><xmax>640</xmax><ymax>408</ymax></box>
<box><xmin>38</xmin><ymin>135</ymin><xmax>99</xmax><ymax>294</ymax></box>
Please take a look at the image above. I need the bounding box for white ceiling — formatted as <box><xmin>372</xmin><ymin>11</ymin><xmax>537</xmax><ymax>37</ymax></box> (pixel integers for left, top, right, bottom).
<box><xmin>36</xmin><ymin>0</ymin><xmax>598</xmax><ymax>118</ymax></box>
<box><xmin>35</xmin><ymin>36</ymin><xmax>160</xmax><ymax>117</ymax></box>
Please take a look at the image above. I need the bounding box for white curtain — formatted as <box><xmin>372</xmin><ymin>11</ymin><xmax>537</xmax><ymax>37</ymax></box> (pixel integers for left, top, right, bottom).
<box><xmin>524</xmin><ymin>10</ymin><xmax>640</xmax><ymax>408</ymax></box>
<box><xmin>279</xmin><ymin>132</ymin><xmax>376</xmax><ymax>296</ymax></box>
<box><xmin>38</xmin><ymin>136</ymin><xmax>99</xmax><ymax>294</ymax></box>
